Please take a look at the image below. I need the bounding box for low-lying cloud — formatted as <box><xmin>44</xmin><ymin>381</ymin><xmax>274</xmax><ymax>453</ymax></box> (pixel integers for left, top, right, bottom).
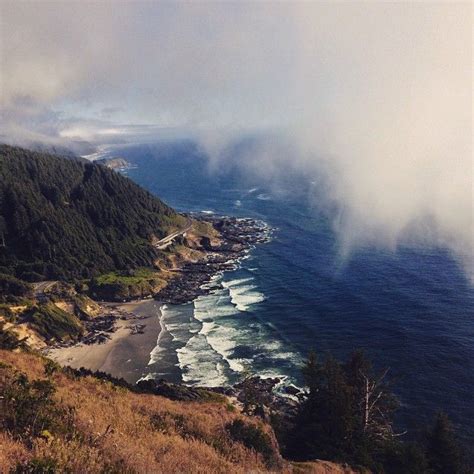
<box><xmin>0</xmin><ymin>1</ymin><xmax>472</xmax><ymax>279</ymax></box>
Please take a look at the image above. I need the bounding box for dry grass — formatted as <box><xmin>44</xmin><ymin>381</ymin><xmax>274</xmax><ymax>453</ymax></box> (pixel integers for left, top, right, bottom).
<box><xmin>0</xmin><ymin>350</ymin><xmax>286</xmax><ymax>473</ymax></box>
<box><xmin>0</xmin><ymin>432</ymin><xmax>30</xmax><ymax>470</ymax></box>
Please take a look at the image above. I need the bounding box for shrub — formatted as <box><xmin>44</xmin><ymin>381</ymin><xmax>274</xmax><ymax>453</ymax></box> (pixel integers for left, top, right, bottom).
<box><xmin>26</xmin><ymin>304</ymin><xmax>83</xmax><ymax>342</ymax></box>
<box><xmin>0</xmin><ymin>304</ymin><xmax>15</xmax><ymax>321</ymax></box>
<box><xmin>0</xmin><ymin>371</ymin><xmax>74</xmax><ymax>440</ymax></box>
<box><xmin>0</xmin><ymin>322</ymin><xmax>26</xmax><ymax>350</ymax></box>
<box><xmin>0</xmin><ymin>274</ymin><xmax>32</xmax><ymax>302</ymax></box>
<box><xmin>227</xmin><ymin>419</ymin><xmax>275</xmax><ymax>466</ymax></box>
<box><xmin>43</xmin><ymin>360</ymin><xmax>60</xmax><ymax>378</ymax></box>
<box><xmin>15</xmin><ymin>457</ymin><xmax>57</xmax><ymax>473</ymax></box>
<box><xmin>19</xmin><ymin>272</ymin><xmax>45</xmax><ymax>283</ymax></box>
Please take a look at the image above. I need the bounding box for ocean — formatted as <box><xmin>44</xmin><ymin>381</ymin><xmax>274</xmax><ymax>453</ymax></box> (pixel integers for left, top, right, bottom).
<box><xmin>109</xmin><ymin>140</ymin><xmax>473</xmax><ymax>444</ymax></box>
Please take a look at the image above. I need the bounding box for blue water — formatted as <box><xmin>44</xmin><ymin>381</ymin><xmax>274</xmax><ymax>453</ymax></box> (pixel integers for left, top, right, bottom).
<box><xmin>113</xmin><ymin>141</ymin><xmax>473</xmax><ymax>444</ymax></box>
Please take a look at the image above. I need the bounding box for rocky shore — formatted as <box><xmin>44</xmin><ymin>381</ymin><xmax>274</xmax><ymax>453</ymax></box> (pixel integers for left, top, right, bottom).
<box><xmin>47</xmin><ymin>214</ymin><xmax>298</xmax><ymax>413</ymax></box>
<box><xmin>53</xmin><ymin>215</ymin><xmax>271</xmax><ymax>348</ymax></box>
<box><xmin>136</xmin><ymin>374</ymin><xmax>305</xmax><ymax>423</ymax></box>
<box><xmin>155</xmin><ymin>215</ymin><xmax>272</xmax><ymax>304</ymax></box>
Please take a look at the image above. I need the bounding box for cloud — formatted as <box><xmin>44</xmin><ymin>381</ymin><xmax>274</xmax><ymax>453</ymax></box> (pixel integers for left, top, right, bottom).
<box><xmin>0</xmin><ymin>1</ymin><xmax>472</xmax><ymax>278</ymax></box>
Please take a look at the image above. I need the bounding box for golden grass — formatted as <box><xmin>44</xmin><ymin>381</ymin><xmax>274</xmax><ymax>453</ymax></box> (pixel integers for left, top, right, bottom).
<box><xmin>0</xmin><ymin>432</ymin><xmax>30</xmax><ymax>471</ymax></box>
<box><xmin>0</xmin><ymin>350</ymin><xmax>286</xmax><ymax>473</ymax></box>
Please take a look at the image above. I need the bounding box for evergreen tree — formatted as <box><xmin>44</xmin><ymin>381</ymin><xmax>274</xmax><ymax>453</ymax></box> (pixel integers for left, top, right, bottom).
<box><xmin>381</xmin><ymin>440</ymin><xmax>429</xmax><ymax>474</ymax></box>
<box><xmin>426</xmin><ymin>413</ymin><xmax>465</xmax><ymax>474</ymax></box>
<box><xmin>0</xmin><ymin>144</ymin><xmax>185</xmax><ymax>281</ymax></box>
<box><xmin>285</xmin><ymin>351</ymin><xmax>399</xmax><ymax>468</ymax></box>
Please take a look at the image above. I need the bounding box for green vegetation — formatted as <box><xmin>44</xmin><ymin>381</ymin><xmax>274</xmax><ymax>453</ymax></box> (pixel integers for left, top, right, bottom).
<box><xmin>1</xmin><ymin>371</ymin><xmax>74</xmax><ymax>440</ymax></box>
<box><xmin>25</xmin><ymin>303</ymin><xmax>83</xmax><ymax>342</ymax></box>
<box><xmin>0</xmin><ymin>304</ymin><xmax>16</xmax><ymax>322</ymax></box>
<box><xmin>281</xmin><ymin>351</ymin><xmax>470</xmax><ymax>473</ymax></box>
<box><xmin>0</xmin><ymin>273</ymin><xmax>32</xmax><ymax>303</ymax></box>
<box><xmin>426</xmin><ymin>413</ymin><xmax>465</xmax><ymax>474</ymax></box>
<box><xmin>89</xmin><ymin>268</ymin><xmax>166</xmax><ymax>300</ymax></box>
<box><xmin>94</xmin><ymin>267</ymin><xmax>158</xmax><ymax>285</ymax></box>
<box><xmin>0</xmin><ymin>144</ymin><xmax>185</xmax><ymax>281</ymax></box>
<box><xmin>227</xmin><ymin>419</ymin><xmax>277</xmax><ymax>466</ymax></box>
<box><xmin>0</xmin><ymin>321</ymin><xmax>26</xmax><ymax>350</ymax></box>
<box><xmin>68</xmin><ymin>294</ymin><xmax>99</xmax><ymax>319</ymax></box>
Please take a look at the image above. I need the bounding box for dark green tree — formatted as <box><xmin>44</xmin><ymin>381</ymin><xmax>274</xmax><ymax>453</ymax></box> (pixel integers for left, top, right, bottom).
<box><xmin>426</xmin><ymin>413</ymin><xmax>465</xmax><ymax>474</ymax></box>
<box><xmin>285</xmin><ymin>351</ymin><xmax>399</xmax><ymax>469</ymax></box>
<box><xmin>0</xmin><ymin>144</ymin><xmax>185</xmax><ymax>281</ymax></box>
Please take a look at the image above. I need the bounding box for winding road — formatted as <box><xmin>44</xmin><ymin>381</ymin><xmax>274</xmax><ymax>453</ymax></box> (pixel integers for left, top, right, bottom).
<box><xmin>154</xmin><ymin>217</ymin><xmax>193</xmax><ymax>250</ymax></box>
<box><xmin>32</xmin><ymin>280</ymin><xmax>57</xmax><ymax>301</ymax></box>
<box><xmin>32</xmin><ymin>219</ymin><xmax>193</xmax><ymax>296</ymax></box>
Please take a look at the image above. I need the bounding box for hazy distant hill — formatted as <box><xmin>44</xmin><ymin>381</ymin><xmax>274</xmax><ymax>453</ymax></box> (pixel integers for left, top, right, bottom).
<box><xmin>0</xmin><ymin>145</ymin><xmax>185</xmax><ymax>280</ymax></box>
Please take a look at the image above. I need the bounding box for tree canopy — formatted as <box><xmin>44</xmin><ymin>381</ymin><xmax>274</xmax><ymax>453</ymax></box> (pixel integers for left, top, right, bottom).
<box><xmin>0</xmin><ymin>145</ymin><xmax>184</xmax><ymax>280</ymax></box>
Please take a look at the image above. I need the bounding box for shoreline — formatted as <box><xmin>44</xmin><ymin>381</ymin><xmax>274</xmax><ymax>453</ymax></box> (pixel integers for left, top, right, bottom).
<box><xmin>46</xmin><ymin>299</ymin><xmax>162</xmax><ymax>384</ymax></box>
<box><xmin>47</xmin><ymin>215</ymin><xmax>273</xmax><ymax>386</ymax></box>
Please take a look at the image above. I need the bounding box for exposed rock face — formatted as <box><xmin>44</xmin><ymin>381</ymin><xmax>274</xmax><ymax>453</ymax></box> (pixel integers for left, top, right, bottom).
<box><xmin>95</xmin><ymin>156</ymin><xmax>130</xmax><ymax>169</ymax></box>
<box><xmin>154</xmin><ymin>215</ymin><xmax>272</xmax><ymax>305</ymax></box>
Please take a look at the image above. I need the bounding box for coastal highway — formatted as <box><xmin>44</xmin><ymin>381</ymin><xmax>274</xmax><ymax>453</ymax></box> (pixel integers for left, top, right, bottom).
<box><xmin>33</xmin><ymin>281</ymin><xmax>57</xmax><ymax>301</ymax></box>
<box><xmin>154</xmin><ymin>217</ymin><xmax>193</xmax><ymax>250</ymax></box>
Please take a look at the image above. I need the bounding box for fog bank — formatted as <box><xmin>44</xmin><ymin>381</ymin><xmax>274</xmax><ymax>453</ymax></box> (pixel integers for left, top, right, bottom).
<box><xmin>1</xmin><ymin>1</ymin><xmax>472</xmax><ymax>278</ymax></box>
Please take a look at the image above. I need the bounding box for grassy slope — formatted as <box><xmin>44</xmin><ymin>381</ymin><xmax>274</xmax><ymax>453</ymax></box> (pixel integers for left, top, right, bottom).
<box><xmin>0</xmin><ymin>350</ymin><xmax>284</xmax><ymax>473</ymax></box>
<box><xmin>90</xmin><ymin>267</ymin><xmax>167</xmax><ymax>301</ymax></box>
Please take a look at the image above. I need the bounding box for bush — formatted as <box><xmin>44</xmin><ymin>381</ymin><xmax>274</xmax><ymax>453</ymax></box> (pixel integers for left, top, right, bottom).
<box><xmin>19</xmin><ymin>271</ymin><xmax>45</xmax><ymax>283</ymax></box>
<box><xmin>227</xmin><ymin>419</ymin><xmax>275</xmax><ymax>465</ymax></box>
<box><xmin>0</xmin><ymin>273</ymin><xmax>31</xmax><ymax>302</ymax></box>
<box><xmin>15</xmin><ymin>457</ymin><xmax>58</xmax><ymax>473</ymax></box>
<box><xmin>0</xmin><ymin>304</ymin><xmax>16</xmax><ymax>322</ymax></box>
<box><xmin>26</xmin><ymin>304</ymin><xmax>83</xmax><ymax>342</ymax></box>
<box><xmin>0</xmin><ymin>322</ymin><xmax>26</xmax><ymax>350</ymax></box>
<box><xmin>0</xmin><ymin>371</ymin><xmax>74</xmax><ymax>439</ymax></box>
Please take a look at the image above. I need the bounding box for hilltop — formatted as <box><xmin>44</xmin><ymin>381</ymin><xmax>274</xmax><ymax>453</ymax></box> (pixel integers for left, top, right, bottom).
<box><xmin>0</xmin><ymin>144</ymin><xmax>186</xmax><ymax>281</ymax></box>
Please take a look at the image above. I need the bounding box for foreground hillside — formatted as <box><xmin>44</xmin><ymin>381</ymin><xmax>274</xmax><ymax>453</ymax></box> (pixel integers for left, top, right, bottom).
<box><xmin>0</xmin><ymin>349</ymin><xmax>361</xmax><ymax>473</ymax></box>
<box><xmin>0</xmin><ymin>349</ymin><xmax>286</xmax><ymax>473</ymax></box>
<box><xmin>0</xmin><ymin>145</ymin><xmax>185</xmax><ymax>280</ymax></box>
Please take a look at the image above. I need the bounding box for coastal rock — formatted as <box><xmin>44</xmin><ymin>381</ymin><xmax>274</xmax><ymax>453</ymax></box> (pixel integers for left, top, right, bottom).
<box><xmin>136</xmin><ymin>378</ymin><xmax>219</xmax><ymax>402</ymax></box>
<box><xmin>283</xmin><ymin>385</ymin><xmax>302</xmax><ymax>397</ymax></box>
<box><xmin>154</xmin><ymin>215</ymin><xmax>272</xmax><ymax>305</ymax></box>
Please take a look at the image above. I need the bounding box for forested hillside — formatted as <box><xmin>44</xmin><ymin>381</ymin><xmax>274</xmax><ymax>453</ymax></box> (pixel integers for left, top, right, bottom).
<box><xmin>0</xmin><ymin>145</ymin><xmax>185</xmax><ymax>280</ymax></box>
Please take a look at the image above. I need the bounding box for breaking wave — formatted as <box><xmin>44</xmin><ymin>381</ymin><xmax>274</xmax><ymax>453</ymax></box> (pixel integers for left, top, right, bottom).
<box><xmin>222</xmin><ymin>278</ymin><xmax>266</xmax><ymax>311</ymax></box>
<box><xmin>146</xmin><ymin>269</ymin><xmax>301</xmax><ymax>388</ymax></box>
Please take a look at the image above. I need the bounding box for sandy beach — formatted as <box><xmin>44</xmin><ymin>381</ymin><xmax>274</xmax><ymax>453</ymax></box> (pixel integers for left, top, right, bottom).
<box><xmin>47</xmin><ymin>299</ymin><xmax>162</xmax><ymax>384</ymax></box>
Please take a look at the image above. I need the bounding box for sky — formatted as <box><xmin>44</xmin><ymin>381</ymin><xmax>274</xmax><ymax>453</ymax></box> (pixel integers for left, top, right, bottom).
<box><xmin>0</xmin><ymin>1</ymin><xmax>472</xmax><ymax>279</ymax></box>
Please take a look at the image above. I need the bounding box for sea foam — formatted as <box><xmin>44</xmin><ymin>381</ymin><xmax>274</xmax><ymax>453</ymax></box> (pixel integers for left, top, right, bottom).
<box><xmin>222</xmin><ymin>278</ymin><xmax>266</xmax><ymax>311</ymax></box>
